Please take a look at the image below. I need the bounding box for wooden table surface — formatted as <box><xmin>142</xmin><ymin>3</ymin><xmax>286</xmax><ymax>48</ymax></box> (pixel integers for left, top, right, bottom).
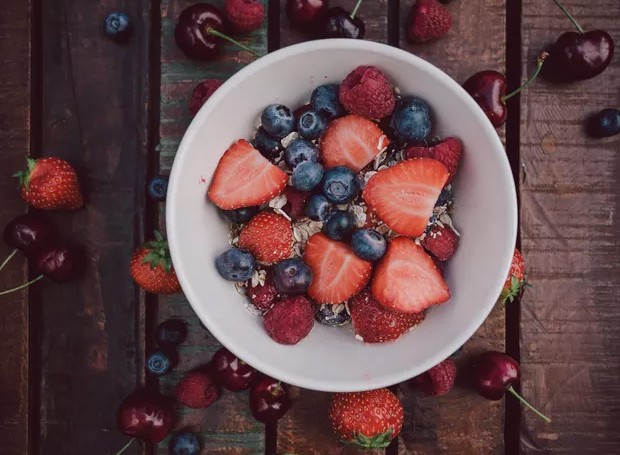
<box><xmin>0</xmin><ymin>0</ymin><xmax>618</xmax><ymax>454</ymax></box>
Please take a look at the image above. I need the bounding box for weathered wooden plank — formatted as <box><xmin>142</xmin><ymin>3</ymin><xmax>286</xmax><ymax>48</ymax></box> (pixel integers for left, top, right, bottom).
<box><xmin>276</xmin><ymin>2</ymin><xmax>389</xmax><ymax>454</ymax></box>
<box><xmin>0</xmin><ymin>0</ymin><xmax>31</xmax><ymax>454</ymax></box>
<box><xmin>38</xmin><ymin>0</ymin><xmax>152</xmax><ymax>453</ymax></box>
<box><xmin>397</xmin><ymin>1</ymin><xmax>507</xmax><ymax>453</ymax></box>
<box><xmin>519</xmin><ymin>0</ymin><xmax>620</xmax><ymax>452</ymax></box>
<box><xmin>157</xmin><ymin>1</ymin><xmax>268</xmax><ymax>453</ymax></box>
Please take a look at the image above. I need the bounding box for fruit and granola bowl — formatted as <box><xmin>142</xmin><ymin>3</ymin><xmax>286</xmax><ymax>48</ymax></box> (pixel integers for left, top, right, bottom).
<box><xmin>167</xmin><ymin>40</ymin><xmax>517</xmax><ymax>392</ymax></box>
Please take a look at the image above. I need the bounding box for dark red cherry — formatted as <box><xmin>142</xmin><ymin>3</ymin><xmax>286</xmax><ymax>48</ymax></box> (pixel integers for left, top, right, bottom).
<box><xmin>34</xmin><ymin>244</ymin><xmax>81</xmax><ymax>282</ymax></box>
<box><xmin>3</xmin><ymin>213</ymin><xmax>56</xmax><ymax>255</ymax></box>
<box><xmin>321</xmin><ymin>6</ymin><xmax>365</xmax><ymax>39</ymax></box>
<box><xmin>249</xmin><ymin>375</ymin><xmax>292</xmax><ymax>424</ymax></box>
<box><xmin>286</xmin><ymin>0</ymin><xmax>329</xmax><ymax>29</ymax></box>
<box><xmin>116</xmin><ymin>389</ymin><xmax>174</xmax><ymax>444</ymax></box>
<box><xmin>210</xmin><ymin>347</ymin><xmax>257</xmax><ymax>392</ymax></box>
<box><xmin>462</xmin><ymin>70</ymin><xmax>506</xmax><ymax>128</ymax></box>
<box><xmin>174</xmin><ymin>3</ymin><xmax>226</xmax><ymax>61</ymax></box>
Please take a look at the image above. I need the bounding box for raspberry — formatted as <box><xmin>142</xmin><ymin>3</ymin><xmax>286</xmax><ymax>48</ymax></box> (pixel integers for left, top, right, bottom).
<box><xmin>406</xmin><ymin>137</ymin><xmax>462</xmax><ymax>183</ymax></box>
<box><xmin>263</xmin><ymin>296</ymin><xmax>314</xmax><ymax>345</ymax></box>
<box><xmin>407</xmin><ymin>0</ymin><xmax>452</xmax><ymax>43</ymax></box>
<box><xmin>339</xmin><ymin>66</ymin><xmax>396</xmax><ymax>119</ymax></box>
<box><xmin>422</xmin><ymin>224</ymin><xmax>459</xmax><ymax>261</ymax></box>
<box><xmin>189</xmin><ymin>79</ymin><xmax>223</xmax><ymax>115</ymax></box>
<box><xmin>282</xmin><ymin>187</ymin><xmax>310</xmax><ymax>220</ymax></box>
<box><xmin>410</xmin><ymin>359</ymin><xmax>457</xmax><ymax>396</ymax></box>
<box><xmin>176</xmin><ymin>370</ymin><xmax>221</xmax><ymax>408</ymax></box>
<box><xmin>225</xmin><ymin>0</ymin><xmax>265</xmax><ymax>33</ymax></box>
<box><xmin>248</xmin><ymin>279</ymin><xmax>279</xmax><ymax>311</ymax></box>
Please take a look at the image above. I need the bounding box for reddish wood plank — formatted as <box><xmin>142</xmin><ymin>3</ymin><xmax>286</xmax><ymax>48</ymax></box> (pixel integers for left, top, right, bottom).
<box><xmin>397</xmin><ymin>1</ymin><xmax>506</xmax><ymax>453</ymax></box>
<box><xmin>157</xmin><ymin>1</ymin><xmax>268</xmax><ymax>453</ymax></box>
<box><xmin>276</xmin><ymin>2</ymin><xmax>389</xmax><ymax>455</ymax></box>
<box><xmin>37</xmin><ymin>1</ymin><xmax>152</xmax><ymax>453</ymax></box>
<box><xmin>0</xmin><ymin>1</ymin><xmax>31</xmax><ymax>454</ymax></box>
<box><xmin>519</xmin><ymin>0</ymin><xmax>620</xmax><ymax>452</ymax></box>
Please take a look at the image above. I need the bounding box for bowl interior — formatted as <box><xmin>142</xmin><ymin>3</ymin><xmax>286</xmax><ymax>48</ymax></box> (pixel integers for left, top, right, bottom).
<box><xmin>167</xmin><ymin>40</ymin><xmax>517</xmax><ymax>392</ymax></box>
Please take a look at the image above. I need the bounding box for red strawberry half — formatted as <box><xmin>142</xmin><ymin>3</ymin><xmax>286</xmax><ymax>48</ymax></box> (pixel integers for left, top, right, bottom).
<box><xmin>372</xmin><ymin>237</ymin><xmax>450</xmax><ymax>313</ymax></box>
<box><xmin>422</xmin><ymin>224</ymin><xmax>459</xmax><ymax>261</ymax></box>
<box><xmin>350</xmin><ymin>290</ymin><xmax>426</xmax><ymax>343</ymax></box>
<box><xmin>407</xmin><ymin>0</ymin><xmax>452</xmax><ymax>43</ymax></box>
<box><xmin>320</xmin><ymin>114</ymin><xmax>389</xmax><ymax>172</ymax></box>
<box><xmin>238</xmin><ymin>211</ymin><xmax>292</xmax><ymax>265</ymax></box>
<box><xmin>362</xmin><ymin>158</ymin><xmax>449</xmax><ymax>237</ymax></box>
<box><xmin>405</xmin><ymin>137</ymin><xmax>462</xmax><ymax>183</ymax></box>
<box><xmin>304</xmin><ymin>233</ymin><xmax>372</xmax><ymax>304</ymax></box>
<box><xmin>208</xmin><ymin>139</ymin><xmax>288</xmax><ymax>210</ymax></box>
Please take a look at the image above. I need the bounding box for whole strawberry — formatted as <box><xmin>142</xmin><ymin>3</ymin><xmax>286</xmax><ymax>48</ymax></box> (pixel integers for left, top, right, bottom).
<box><xmin>189</xmin><ymin>79</ymin><xmax>223</xmax><ymax>115</ymax></box>
<box><xmin>339</xmin><ymin>66</ymin><xmax>396</xmax><ymax>119</ymax></box>
<box><xmin>499</xmin><ymin>248</ymin><xmax>527</xmax><ymax>304</ymax></box>
<box><xmin>225</xmin><ymin>0</ymin><xmax>265</xmax><ymax>33</ymax></box>
<box><xmin>410</xmin><ymin>358</ymin><xmax>457</xmax><ymax>396</ymax></box>
<box><xmin>421</xmin><ymin>224</ymin><xmax>459</xmax><ymax>261</ymax></box>
<box><xmin>406</xmin><ymin>137</ymin><xmax>462</xmax><ymax>183</ymax></box>
<box><xmin>15</xmin><ymin>157</ymin><xmax>83</xmax><ymax>210</ymax></box>
<box><xmin>407</xmin><ymin>0</ymin><xmax>452</xmax><ymax>43</ymax></box>
<box><xmin>238</xmin><ymin>211</ymin><xmax>293</xmax><ymax>265</ymax></box>
<box><xmin>130</xmin><ymin>231</ymin><xmax>181</xmax><ymax>294</ymax></box>
<box><xmin>176</xmin><ymin>370</ymin><xmax>221</xmax><ymax>408</ymax></box>
<box><xmin>329</xmin><ymin>388</ymin><xmax>403</xmax><ymax>448</ymax></box>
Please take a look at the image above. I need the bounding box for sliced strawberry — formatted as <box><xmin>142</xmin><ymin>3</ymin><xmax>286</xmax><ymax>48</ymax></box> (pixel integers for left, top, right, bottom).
<box><xmin>304</xmin><ymin>233</ymin><xmax>372</xmax><ymax>304</ymax></box>
<box><xmin>349</xmin><ymin>290</ymin><xmax>426</xmax><ymax>343</ymax></box>
<box><xmin>208</xmin><ymin>139</ymin><xmax>288</xmax><ymax>210</ymax></box>
<box><xmin>371</xmin><ymin>236</ymin><xmax>450</xmax><ymax>313</ymax></box>
<box><xmin>238</xmin><ymin>211</ymin><xmax>293</xmax><ymax>265</ymax></box>
<box><xmin>362</xmin><ymin>158</ymin><xmax>449</xmax><ymax>237</ymax></box>
<box><xmin>405</xmin><ymin>137</ymin><xmax>462</xmax><ymax>183</ymax></box>
<box><xmin>320</xmin><ymin>114</ymin><xmax>389</xmax><ymax>172</ymax></box>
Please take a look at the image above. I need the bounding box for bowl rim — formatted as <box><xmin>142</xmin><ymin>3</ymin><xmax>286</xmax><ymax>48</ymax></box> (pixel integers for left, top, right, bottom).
<box><xmin>167</xmin><ymin>39</ymin><xmax>518</xmax><ymax>392</ymax></box>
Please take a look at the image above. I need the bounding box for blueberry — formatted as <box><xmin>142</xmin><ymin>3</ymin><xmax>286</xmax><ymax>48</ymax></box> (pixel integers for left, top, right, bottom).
<box><xmin>285</xmin><ymin>138</ymin><xmax>319</xmax><ymax>168</ymax></box>
<box><xmin>321</xmin><ymin>166</ymin><xmax>361</xmax><ymax>204</ymax></box>
<box><xmin>261</xmin><ymin>104</ymin><xmax>295</xmax><ymax>139</ymax></box>
<box><xmin>291</xmin><ymin>161</ymin><xmax>324</xmax><ymax>191</ymax></box>
<box><xmin>587</xmin><ymin>108</ymin><xmax>620</xmax><ymax>138</ymax></box>
<box><xmin>155</xmin><ymin>319</ymin><xmax>188</xmax><ymax>347</ymax></box>
<box><xmin>221</xmin><ymin>206</ymin><xmax>259</xmax><ymax>224</ymax></box>
<box><xmin>147</xmin><ymin>175</ymin><xmax>169</xmax><ymax>201</ymax></box>
<box><xmin>252</xmin><ymin>127</ymin><xmax>283</xmax><ymax>158</ymax></box>
<box><xmin>315</xmin><ymin>303</ymin><xmax>351</xmax><ymax>327</ymax></box>
<box><xmin>390</xmin><ymin>96</ymin><xmax>432</xmax><ymax>143</ymax></box>
<box><xmin>324</xmin><ymin>210</ymin><xmax>354</xmax><ymax>240</ymax></box>
<box><xmin>216</xmin><ymin>248</ymin><xmax>256</xmax><ymax>281</ymax></box>
<box><xmin>296</xmin><ymin>109</ymin><xmax>327</xmax><ymax>140</ymax></box>
<box><xmin>146</xmin><ymin>349</ymin><xmax>178</xmax><ymax>376</ymax></box>
<box><xmin>351</xmin><ymin>229</ymin><xmax>387</xmax><ymax>261</ymax></box>
<box><xmin>311</xmin><ymin>84</ymin><xmax>346</xmax><ymax>120</ymax></box>
<box><xmin>169</xmin><ymin>432</ymin><xmax>201</xmax><ymax>455</ymax></box>
<box><xmin>103</xmin><ymin>12</ymin><xmax>133</xmax><ymax>43</ymax></box>
<box><xmin>305</xmin><ymin>194</ymin><xmax>333</xmax><ymax>221</ymax></box>
<box><xmin>272</xmin><ymin>258</ymin><xmax>313</xmax><ymax>294</ymax></box>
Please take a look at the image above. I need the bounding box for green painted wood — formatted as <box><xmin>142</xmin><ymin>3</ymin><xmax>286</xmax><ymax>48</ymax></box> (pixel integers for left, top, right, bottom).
<box><xmin>157</xmin><ymin>1</ymin><xmax>268</xmax><ymax>453</ymax></box>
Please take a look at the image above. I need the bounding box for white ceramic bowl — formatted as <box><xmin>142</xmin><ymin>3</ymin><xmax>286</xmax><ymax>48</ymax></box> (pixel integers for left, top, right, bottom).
<box><xmin>167</xmin><ymin>39</ymin><xmax>517</xmax><ymax>392</ymax></box>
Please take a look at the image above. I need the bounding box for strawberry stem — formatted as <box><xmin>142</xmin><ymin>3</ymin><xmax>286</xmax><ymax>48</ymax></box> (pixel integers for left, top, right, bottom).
<box><xmin>350</xmin><ymin>0</ymin><xmax>364</xmax><ymax>19</ymax></box>
<box><xmin>507</xmin><ymin>385</ymin><xmax>551</xmax><ymax>423</ymax></box>
<box><xmin>551</xmin><ymin>0</ymin><xmax>584</xmax><ymax>34</ymax></box>
<box><xmin>0</xmin><ymin>249</ymin><xmax>18</xmax><ymax>273</ymax></box>
<box><xmin>501</xmin><ymin>52</ymin><xmax>549</xmax><ymax>102</ymax></box>
<box><xmin>206</xmin><ymin>28</ymin><xmax>261</xmax><ymax>57</ymax></box>
<box><xmin>0</xmin><ymin>274</ymin><xmax>44</xmax><ymax>296</ymax></box>
<box><xmin>115</xmin><ymin>438</ymin><xmax>135</xmax><ymax>455</ymax></box>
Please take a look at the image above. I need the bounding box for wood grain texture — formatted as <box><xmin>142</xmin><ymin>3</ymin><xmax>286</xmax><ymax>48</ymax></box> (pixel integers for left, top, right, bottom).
<box><xmin>157</xmin><ymin>1</ymin><xmax>268</xmax><ymax>453</ymax></box>
<box><xmin>38</xmin><ymin>0</ymin><xmax>152</xmax><ymax>453</ymax></box>
<box><xmin>276</xmin><ymin>2</ymin><xmax>388</xmax><ymax>455</ymax></box>
<box><xmin>519</xmin><ymin>0</ymin><xmax>620</xmax><ymax>452</ymax></box>
<box><xmin>0</xmin><ymin>0</ymin><xmax>31</xmax><ymax>454</ymax></box>
<box><xmin>398</xmin><ymin>1</ymin><xmax>507</xmax><ymax>453</ymax></box>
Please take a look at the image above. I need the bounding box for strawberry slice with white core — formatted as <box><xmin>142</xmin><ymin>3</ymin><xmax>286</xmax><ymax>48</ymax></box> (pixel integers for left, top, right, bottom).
<box><xmin>362</xmin><ymin>158</ymin><xmax>449</xmax><ymax>237</ymax></box>
<box><xmin>208</xmin><ymin>139</ymin><xmax>288</xmax><ymax>210</ymax></box>
<box><xmin>371</xmin><ymin>236</ymin><xmax>450</xmax><ymax>313</ymax></box>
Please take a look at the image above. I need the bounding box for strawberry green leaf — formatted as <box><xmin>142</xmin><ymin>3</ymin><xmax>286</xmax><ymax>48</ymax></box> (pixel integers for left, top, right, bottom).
<box><xmin>154</xmin><ymin>230</ymin><xmax>164</xmax><ymax>242</ymax></box>
<box><xmin>344</xmin><ymin>428</ymin><xmax>394</xmax><ymax>449</ymax></box>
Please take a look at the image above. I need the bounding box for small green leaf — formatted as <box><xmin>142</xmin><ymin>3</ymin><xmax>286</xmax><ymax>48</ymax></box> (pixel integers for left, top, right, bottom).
<box><xmin>154</xmin><ymin>230</ymin><xmax>164</xmax><ymax>242</ymax></box>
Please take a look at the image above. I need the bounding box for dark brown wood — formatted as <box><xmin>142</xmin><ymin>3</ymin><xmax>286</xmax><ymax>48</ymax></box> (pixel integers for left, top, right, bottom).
<box><xmin>397</xmin><ymin>1</ymin><xmax>507</xmax><ymax>453</ymax></box>
<box><xmin>0</xmin><ymin>1</ymin><xmax>32</xmax><ymax>454</ymax></box>
<box><xmin>37</xmin><ymin>0</ymin><xmax>152</xmax><ymax>453</ymax></box>
<box><xmin>519</xmin><ymin>0</ymin><xmax>620</xmax><ymax>452</ymax></box>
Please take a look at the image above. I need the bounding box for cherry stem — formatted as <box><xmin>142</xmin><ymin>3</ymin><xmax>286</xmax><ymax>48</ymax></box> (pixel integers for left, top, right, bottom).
<box><xmin>115</xmin><ymin>438</ymin><xmax>135</xmax><ymax>455</ymax></box>
<box><xmin>507</xmin><ymin>385</ymin><xmax>552</xmax><ymax>423</ymax></box>
<box><xmin>0</xmin><ymin>249</ymin><xmax>18</xmax><ymax>273</ymax></box>
<box><xmin>551</xmin><ymin>0</ymin><xmax>584</xmax><ymax>34</ymax></box>
<box><xmin>206</xmin><ymin>28</ymin><xmax>261</xmax><ymax>57</ymax></box>
<box><xmin>0</xmin><ymin>274</ymin><xmax>44</xmax><ymax>296</ymax></box>
<box><xmin>350</xmin><ymin>0</ymin><xmax>364</xmax><ymax>19</ymax></box>
<box><xmin>501</xmin><ymin>52</ymin><xmax>549</xmax><ymax>102</ymax></box>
